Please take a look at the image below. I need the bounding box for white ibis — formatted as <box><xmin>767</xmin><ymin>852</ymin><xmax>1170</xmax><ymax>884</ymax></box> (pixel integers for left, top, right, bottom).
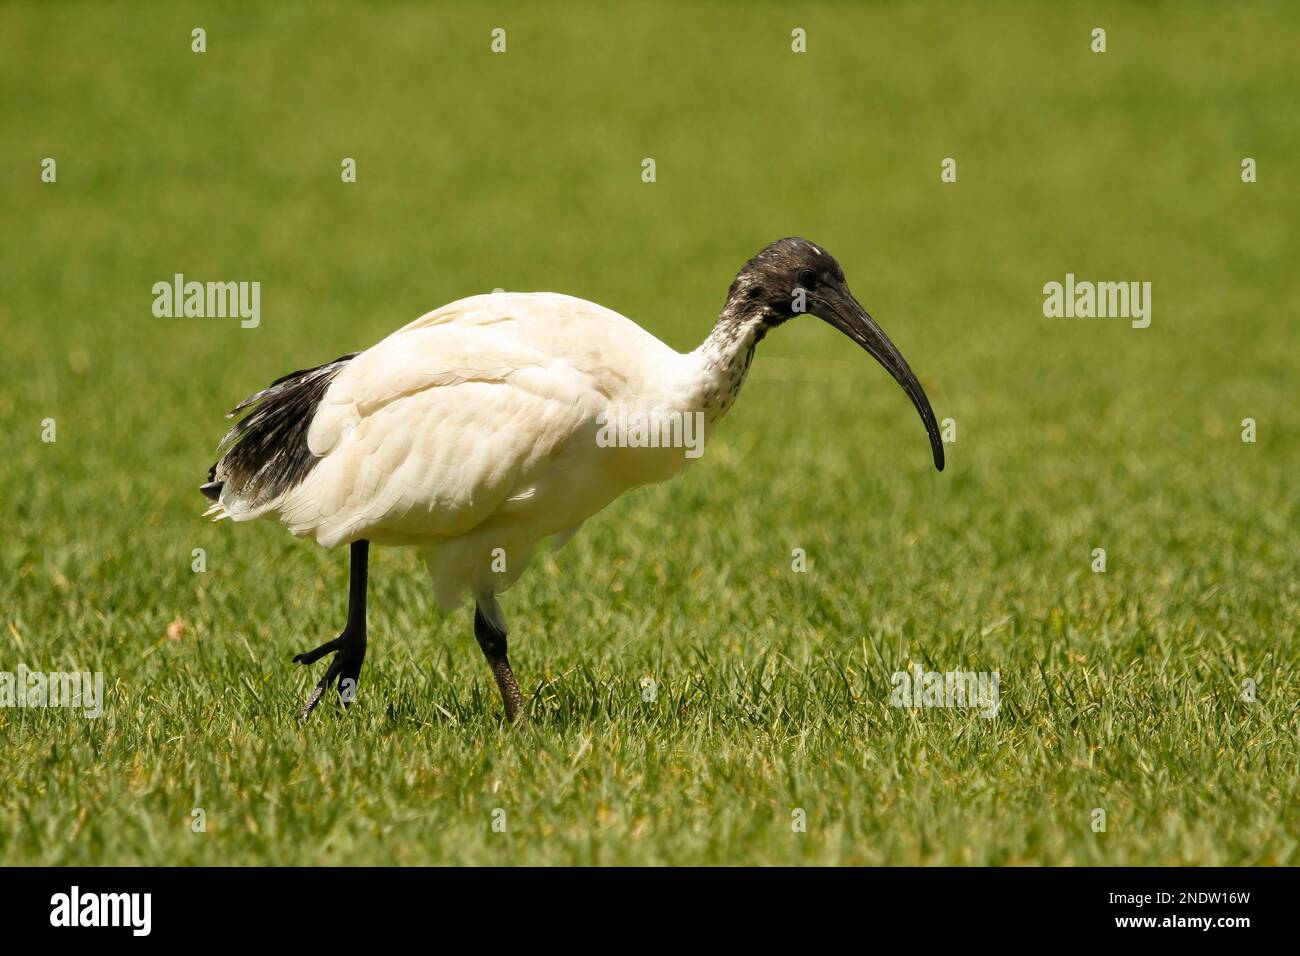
<box><xmin>201</xmin><ymin>238</ymin><xmax>944</xmax><ymax>721</ymax></box>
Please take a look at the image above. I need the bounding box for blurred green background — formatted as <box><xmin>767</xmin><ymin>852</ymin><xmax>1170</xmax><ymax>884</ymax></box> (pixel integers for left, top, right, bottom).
<box><xmin>1</xmin><ymin>1</ymin><xmax>1297</xmax><ymax>865</ymax></box>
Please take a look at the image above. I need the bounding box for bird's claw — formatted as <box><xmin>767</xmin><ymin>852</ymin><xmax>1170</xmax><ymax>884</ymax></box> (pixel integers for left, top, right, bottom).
<box><xmin>293</xmin><ymin>631</ymin><xmax>364</xmax><ymax>719</ymax></box>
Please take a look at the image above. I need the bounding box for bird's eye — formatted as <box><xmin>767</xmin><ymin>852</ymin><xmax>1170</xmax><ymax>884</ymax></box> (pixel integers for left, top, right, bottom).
<box><xmin>797</xmin><ymin>269</ymin><xmax>817</xmax><ymax>289</ymax></box>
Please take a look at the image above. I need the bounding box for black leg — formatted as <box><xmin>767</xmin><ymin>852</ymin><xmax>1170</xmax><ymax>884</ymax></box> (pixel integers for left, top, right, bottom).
<box><xmin>293</xmin><ymin>539</ymin><xmax>369</xmax><ymax>718</ymax></box>
<box><xmin>473</xmin><ymin>601</ymin><xmax>524</xmax><ymax>722</ymax></box>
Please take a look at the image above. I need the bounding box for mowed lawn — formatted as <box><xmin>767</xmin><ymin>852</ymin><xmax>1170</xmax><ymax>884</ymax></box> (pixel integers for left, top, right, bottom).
<box><xmin>1</xmin><ymin>1</ymin><xmax>1297</xmax><ymax>865</ymax></box>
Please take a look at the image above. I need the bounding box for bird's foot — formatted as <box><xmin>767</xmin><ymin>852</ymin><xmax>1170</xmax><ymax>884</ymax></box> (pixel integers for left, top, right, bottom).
<box><xmin>292</xmin><ymin>627</ymin><xmax>365</xmax><ymax>719</ymax></box>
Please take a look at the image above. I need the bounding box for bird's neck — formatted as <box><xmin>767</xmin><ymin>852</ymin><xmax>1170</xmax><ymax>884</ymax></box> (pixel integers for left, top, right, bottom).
<box><xmin>687</xmin><ymin>303</ymin><xmax>770</xmax><ymax>423</ymax></box>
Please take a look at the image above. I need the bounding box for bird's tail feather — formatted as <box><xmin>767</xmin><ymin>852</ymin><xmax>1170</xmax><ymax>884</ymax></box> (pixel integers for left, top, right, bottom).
<box><xmin>201</xmin><ymin>352</ymin><xmax>357</xmax><ymax>515</ymax></box>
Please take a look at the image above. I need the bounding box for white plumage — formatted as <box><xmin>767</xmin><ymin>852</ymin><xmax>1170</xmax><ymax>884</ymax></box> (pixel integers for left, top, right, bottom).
<box><xmin>210</xmin><ymin>291</ymin><xmax>719</xmax><ymax>608</ymax></box>
<box><xmin>203</xmin><ymin>238</ymin><xmax>944</xmax><ymax>720</ymax></box>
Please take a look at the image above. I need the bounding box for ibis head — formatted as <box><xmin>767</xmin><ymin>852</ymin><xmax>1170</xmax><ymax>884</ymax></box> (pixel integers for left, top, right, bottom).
<box><xmin>726</xmin><ymin>237</ymin><xmax>945</xmax><ymax>472</ymax></box>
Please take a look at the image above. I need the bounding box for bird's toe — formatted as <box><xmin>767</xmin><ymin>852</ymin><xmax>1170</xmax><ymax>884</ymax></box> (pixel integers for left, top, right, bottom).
<box><xmin>292</xmin><ymin>635</ymin><xmax>343</xmax><ymax>666</ymax></box>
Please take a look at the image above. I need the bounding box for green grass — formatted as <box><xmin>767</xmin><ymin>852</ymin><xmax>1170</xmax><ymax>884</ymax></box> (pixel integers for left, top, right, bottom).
<box><xmin>2</xmin><ymin>0</ymin><xmax>1298</xmax><ymax>865</ymax></box>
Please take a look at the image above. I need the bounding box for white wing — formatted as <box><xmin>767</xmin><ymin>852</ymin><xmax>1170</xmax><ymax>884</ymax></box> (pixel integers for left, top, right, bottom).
<box><xmin>266</xmin><ymin>293</ymin><xmax>683</xmax><ymax>549</ymax></box>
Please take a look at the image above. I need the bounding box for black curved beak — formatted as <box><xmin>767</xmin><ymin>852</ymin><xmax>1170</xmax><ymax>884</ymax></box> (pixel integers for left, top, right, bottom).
<box><xmin>819</xmin><ymin>283</ymin><xmax>945</xmax><ymax>471</ymax></box>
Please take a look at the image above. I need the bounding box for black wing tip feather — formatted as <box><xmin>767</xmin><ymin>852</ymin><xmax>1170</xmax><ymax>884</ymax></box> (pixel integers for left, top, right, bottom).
<box><xmin>202</xmin><ymin>352</ymin><xmax>357</xmax><ymax>509</ymax></box>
